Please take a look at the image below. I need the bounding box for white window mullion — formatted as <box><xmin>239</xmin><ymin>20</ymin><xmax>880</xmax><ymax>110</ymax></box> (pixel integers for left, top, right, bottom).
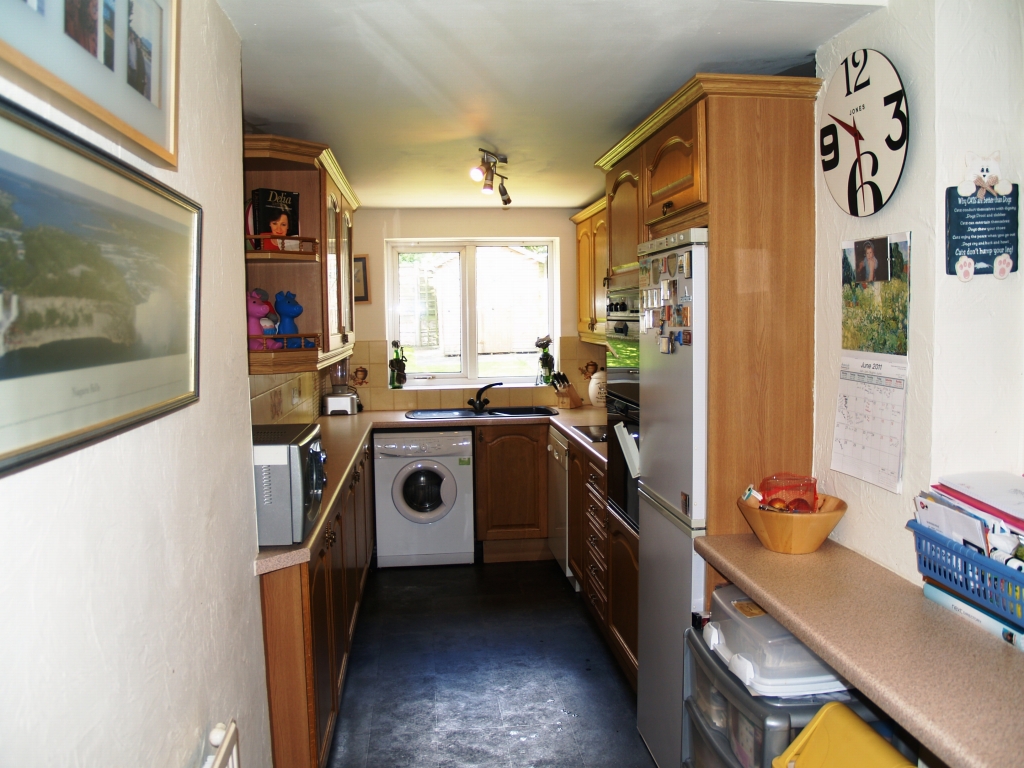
<box><xmin>464</xmin><ymin>245</ymin><xmax>478</xmax><ymax>380</ymax></box>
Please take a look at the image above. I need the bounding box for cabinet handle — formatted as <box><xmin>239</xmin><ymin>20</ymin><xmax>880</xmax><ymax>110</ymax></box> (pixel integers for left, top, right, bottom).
<box><xmin>588</xmin><ymin>473</ymin><xmax>598</xmax><ymax>485</ymax></box>
<box><xmin>588</xmin><ymin>503</ymin><xmax>598</xmax><ymax>515</ymax></box>
<box><xmin>590</xmin><ymin>593</ymin><xmax>598</xmax><ymax>605</ymax></box>
<box><xmin>354</xmin><ymin>471</ymin><xmax>361</xmax><ymax>483</ymax></box>
<box><xmin>325</xmin><ymin>530</ymin><xmax>336</xmax><ymax>547</ymax></box>
<box><xmin>588</xmin><ymin>564</ymin><xmax>598</xmax><ymax>577</ymax></box>
<box><xmin>588</xmin><ymin>534</ymin><xmax>598</xmax><ymax>546</ymax></box>
<box><xmin>602</xmin><ymin>517</ymin><xmax>609</xmax><ymax>530</ymax></box>
<box><xmin>662</xmin><ymin>201</ymin><xmax>674</xmax><ymax>216</ymax></box>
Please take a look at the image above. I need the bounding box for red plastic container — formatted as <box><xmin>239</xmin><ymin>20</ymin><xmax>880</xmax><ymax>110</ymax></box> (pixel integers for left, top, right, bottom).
<box><xmin>757</xmin><ymin>473</ymin><xmax>818</xmax><ymax>513</ymax></box>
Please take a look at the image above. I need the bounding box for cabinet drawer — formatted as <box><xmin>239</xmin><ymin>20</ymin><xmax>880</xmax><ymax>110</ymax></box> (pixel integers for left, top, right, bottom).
<box><xmin>585</xmin><ymin>539</ymin><xmax>608</xmax><ymax>591</ymax></box>
<box><xmin>585</xmin><ymin>488</ymin><xmax>606</xmax><ymax>528</ymax></box>
<box><xmin>586</xmin><ymin>461</ymin><xmax>606</xmax><ymax>495</ymax></box>
<box><xmin>586</xmin><ymin>511</ymin><xmax>608</xmax><ymax>563</ymax></box>
<box><xmin>585</xmin><ymin>571</ymin><xmax>608</xmax><ymax>623</ymax></box>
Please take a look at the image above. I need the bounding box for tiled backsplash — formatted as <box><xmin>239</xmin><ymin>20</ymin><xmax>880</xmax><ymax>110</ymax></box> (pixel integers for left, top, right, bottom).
<box><xmin>247</xmin><ymin>335</ymin><xmax>608</xmax><ymax>422</ymax></box>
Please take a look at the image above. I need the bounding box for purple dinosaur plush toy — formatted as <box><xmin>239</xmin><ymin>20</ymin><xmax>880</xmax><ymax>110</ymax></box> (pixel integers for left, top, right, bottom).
<box><xmin>275</xmin><ymin>291</ymin><xmax>315</xmax><ymax>348</ymax></box>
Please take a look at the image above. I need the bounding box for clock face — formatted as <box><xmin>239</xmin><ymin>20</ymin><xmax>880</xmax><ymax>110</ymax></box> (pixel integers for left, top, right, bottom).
<box><xmin>820</xmin><ymin>49</ymin><xmax>909</xmax><ymax>216</ymax></box>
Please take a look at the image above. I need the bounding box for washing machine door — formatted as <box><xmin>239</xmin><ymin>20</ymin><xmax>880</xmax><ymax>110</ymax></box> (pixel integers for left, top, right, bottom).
<box><xmin>391</xmin><ymin>460</ymin><xmax>458</xmax><ymax>524</ymax></box>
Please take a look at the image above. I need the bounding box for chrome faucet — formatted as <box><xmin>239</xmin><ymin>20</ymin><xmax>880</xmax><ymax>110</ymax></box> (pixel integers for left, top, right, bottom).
<box><xmin>468</xmin><ymin>382</ymin><xmax>503</xmax><ymax>414</ymax></box>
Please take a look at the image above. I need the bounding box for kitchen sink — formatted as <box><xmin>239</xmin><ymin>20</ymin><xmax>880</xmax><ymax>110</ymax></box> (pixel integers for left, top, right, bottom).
<box><xmin>484</xmin><ymin>406</ymin><xmax>558</xmax><ymax>417</ymax></box>
<box><xmin>405</xmin><ymin>406</ymin><xmax>558</xmax><ymax>420</ymax></box>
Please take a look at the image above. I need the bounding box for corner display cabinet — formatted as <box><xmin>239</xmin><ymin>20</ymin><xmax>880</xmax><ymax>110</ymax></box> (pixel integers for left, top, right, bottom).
<box><xmin>244</xmin><ymin>134</ymin><xmax>360</xmax><ymax>374</ymax></box>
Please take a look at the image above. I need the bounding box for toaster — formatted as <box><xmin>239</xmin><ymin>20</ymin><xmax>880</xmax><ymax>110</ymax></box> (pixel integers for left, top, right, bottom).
<box><xmin>323</xmin><ymin>391</ymin><xmax>360</xmax><ymax>415</ymax></box>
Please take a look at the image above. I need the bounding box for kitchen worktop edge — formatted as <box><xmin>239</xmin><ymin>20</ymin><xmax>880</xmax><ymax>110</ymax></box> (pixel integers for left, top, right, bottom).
<box><xmin>695</xmin><ymin>534</ymin><xmax>1024</xmax><ymax>768</ymax></box>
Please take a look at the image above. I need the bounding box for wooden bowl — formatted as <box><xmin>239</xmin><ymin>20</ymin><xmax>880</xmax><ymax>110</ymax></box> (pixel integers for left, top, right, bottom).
<box><xmin>736</xmin><ymin>494</ymin><xmax>847</xmax><ymax>554</ymax></box>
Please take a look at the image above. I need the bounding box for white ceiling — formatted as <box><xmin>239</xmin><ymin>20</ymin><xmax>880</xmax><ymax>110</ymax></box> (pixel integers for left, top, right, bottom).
<box><xmin>219</xmin><ymin>0</ymin><xmax>883</xmax><ymax>208</ymax></box>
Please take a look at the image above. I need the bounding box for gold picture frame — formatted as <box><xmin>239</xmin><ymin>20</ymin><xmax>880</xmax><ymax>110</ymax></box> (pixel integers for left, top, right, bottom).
<box><xmin>0</xmin><ymin>0</ymin><xmax>180</xmax><ymax>166</ymax></box>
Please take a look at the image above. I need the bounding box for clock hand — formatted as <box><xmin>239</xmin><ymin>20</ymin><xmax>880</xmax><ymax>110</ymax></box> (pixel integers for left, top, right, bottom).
<box><xmin>828</xmin><ymin>114</ymin><xmax>864</xmax><ymax>141</ymax></box>
<box><xmin>851</xmin><ymin>116</ymin><xmax>867</xmax><ymax>211</ymax></box>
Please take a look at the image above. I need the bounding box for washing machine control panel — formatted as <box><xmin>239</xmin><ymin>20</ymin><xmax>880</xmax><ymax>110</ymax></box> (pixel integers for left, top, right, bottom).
<box><xmin>374</xmin><ymin>431</ymin><xmax>473</xmax><ymax>459</ymax></box>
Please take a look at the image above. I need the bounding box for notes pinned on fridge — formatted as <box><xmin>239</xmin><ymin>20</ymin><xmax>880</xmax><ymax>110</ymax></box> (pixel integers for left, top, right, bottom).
<box><xmin>614</xmin><ymin>421</ymin><xmax>641</xmax><ymax>479</ymax></box>
<box><xmin>830</xmin><ymin>354</ymin><xmax>908</xmax><ymax>493</ymax></box>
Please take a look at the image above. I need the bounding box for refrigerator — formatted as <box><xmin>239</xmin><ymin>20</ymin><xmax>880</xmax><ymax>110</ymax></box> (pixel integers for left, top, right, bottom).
<box><xmin>634</xmin><ymin>229</ymin><xmax>709</xmax><ymax>768</ymax></box>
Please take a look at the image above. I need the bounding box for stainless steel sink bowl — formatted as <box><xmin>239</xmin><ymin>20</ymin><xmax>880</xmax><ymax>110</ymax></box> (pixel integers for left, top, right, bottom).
<box><xmin>404</xmin><ymin>406</ymin><xmax>558</xmax><ymax>420</ymax></box>
<box><xmin>484</xmin><ymin>406</ymin><xmax>559</xmax><ymax>417</ymax></box>
<box><xmin>405</xmin><ymin>409</ymin><xmax>482</xmax><ymax>420</ymax></box>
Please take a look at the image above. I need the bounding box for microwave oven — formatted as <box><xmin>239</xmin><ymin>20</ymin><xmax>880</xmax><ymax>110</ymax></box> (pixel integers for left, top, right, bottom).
<box><xmin>252</xmin><ymin>423</ymin><xmax>327</xmax><ymax>546</ymax></box>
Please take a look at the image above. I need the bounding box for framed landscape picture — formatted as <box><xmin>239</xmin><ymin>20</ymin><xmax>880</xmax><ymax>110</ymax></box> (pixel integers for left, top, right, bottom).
<box><xmin>0</xmin><ymin>0</ymin><xmax>179</xmax><ymax>165</ymax></box>
<box><xmin>353</xmin><ymin>254</ymin><xmax>369</xmax><ymax>303</ymax></box>
<box><xmin>0</xmin><ymin>95</ymin><xmax>201</xmax><ymax>475</ymax></box>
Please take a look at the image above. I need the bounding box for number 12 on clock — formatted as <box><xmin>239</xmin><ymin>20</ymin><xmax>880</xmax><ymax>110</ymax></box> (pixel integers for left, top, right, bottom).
<box><xmin>820</xmin><ymin>49</ymin><xmax>909</xmax><ymax>217</ymax></box>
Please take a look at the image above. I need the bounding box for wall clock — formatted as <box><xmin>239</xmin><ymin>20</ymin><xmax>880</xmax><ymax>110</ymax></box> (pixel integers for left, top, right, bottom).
<box><xmin>820</xmin><ymin>49</ymin><xmax>909</xmax><ymax>216</ymax></box>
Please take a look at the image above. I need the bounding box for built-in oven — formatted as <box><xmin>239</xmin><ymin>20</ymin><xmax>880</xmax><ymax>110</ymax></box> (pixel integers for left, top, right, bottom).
<box><xmin>606</xmin><ymin>373</ymin><xmax>639</xmax><ymax>531</ymax></box>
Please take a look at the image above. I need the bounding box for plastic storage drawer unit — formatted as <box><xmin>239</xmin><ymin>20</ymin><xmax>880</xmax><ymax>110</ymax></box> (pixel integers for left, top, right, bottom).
<box><xmin>684</xmin><ymin>628</ymin><xmax>875</xmax><ymax>768</ymax></box>
<box><xmin>703</xmin><ymin>585</ymin><xmax>848</xmax><ymax>697</ymax></box>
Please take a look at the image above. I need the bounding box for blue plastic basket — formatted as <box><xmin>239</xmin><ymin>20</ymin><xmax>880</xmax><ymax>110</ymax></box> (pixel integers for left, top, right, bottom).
<box><xmin>907</xmin><ymin>519</ymin><xmax>1024</xmax><ymax>629</ymax></box>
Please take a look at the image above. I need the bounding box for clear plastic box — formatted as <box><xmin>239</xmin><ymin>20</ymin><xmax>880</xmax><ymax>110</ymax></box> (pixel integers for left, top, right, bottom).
<box><xmin>703</xmin><ymin>585</ymin><xmax>848</xmax><ymax>697</ymax></box>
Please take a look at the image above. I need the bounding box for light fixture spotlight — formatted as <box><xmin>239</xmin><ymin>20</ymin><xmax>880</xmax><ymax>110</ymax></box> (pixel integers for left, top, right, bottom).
<box><xmin>470</xmin><ymin>148</ymin><xmax>509</xmax><ymax>204</ymax></box>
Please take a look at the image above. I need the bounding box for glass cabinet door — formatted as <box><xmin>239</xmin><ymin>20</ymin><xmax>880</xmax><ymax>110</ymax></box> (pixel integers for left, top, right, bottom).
<box><xmin>341</xmin><ymin>210</ymin><xmax>354</xmax><ymax>334</ymax></box>
<box><xmin>326</xmin><ymin>196</ymin><xmax>341</xmax><ymax>344</ymax></box>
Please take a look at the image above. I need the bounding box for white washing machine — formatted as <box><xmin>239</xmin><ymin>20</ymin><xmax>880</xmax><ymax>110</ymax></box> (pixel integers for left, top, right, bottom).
<box><xmin>373</xmin><ymin>430</ymin><xmax>475</xmax><ymax>567</ymax></box>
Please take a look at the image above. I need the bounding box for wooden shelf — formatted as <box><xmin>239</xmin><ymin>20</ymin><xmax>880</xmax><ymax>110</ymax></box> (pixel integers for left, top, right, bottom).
<box><xmin>245</xmin><ymin>249</ymin><xmax>320</xmax><ymax>263</ymax></box>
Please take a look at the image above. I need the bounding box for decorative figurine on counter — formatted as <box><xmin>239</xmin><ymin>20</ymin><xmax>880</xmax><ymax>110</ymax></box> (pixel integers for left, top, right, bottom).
<box><xmin>388</xmin><ymin>341</ymin><xmax>407</xmax><ymax>389</ymax></box>
<box><xmin>578</xmin><ymin>360</ymin><xmax>600</xmax><ymax>380</ymax></box>
<box><xmin>535</xmin><ymin>335</ymin><xmax>554</xmax><ymax>385</ymax></box>
<box><xmin>247</xmin><ymin>290</ymin><xmax>282</xmax><ymax>350</ymax></box>
<box><xmin>275</xmin><ymin>291</ymin><xmax>315</xmax><ymax>348</ymax></box>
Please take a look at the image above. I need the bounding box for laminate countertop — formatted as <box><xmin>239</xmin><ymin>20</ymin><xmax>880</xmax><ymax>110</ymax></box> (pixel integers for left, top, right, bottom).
<box><xmin>695</xmin><ymin>534</ymin><xmax>1024</xmax><ymax>768</ymax></box>
<box><xmin>254</xmin><ymin>406</ymin><xmax>607</xmax><ymax>576</ymax></box>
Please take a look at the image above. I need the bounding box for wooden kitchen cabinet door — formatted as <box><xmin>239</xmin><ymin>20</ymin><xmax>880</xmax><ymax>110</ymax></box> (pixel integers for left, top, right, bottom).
<box><xmin>591</xmin><ymin>208</ymin><xmax>608</xmax><ymax>332</ymax></box>
<box><xmin>576</xmin><ymin>218</ymin><xmax>594</xmax><ymax>333</ymax></box>
<box><xmin>606</xmin><ymin>147</ymin><xmax>643</xmax><ymax>271</ymax></box>
<box><xmin>308</xmin><ymin>526</ymin><xmax>336</xmax><ymax>768</ymax></box>
<box><xmin>567</xmin><ymin>442</ymin><xmax>586</xmax><ymax>582</ymax></box>
<box><xmin>361</xmin><ymin>442</ymin><xmax>375</xmax><ymax>576</ymax></box>
<box><xmin>328</xmin><ymin>502</ymin><xmax>349</xmax><ymax>694</ymax></box>
<box><xmin>475</xmin><ymin>424</ymin><xmax>548</xmax><ymax>540</ymax></box>
<box><xmin>606</xmin><ymin>510</ymin><xmax>640</xmax><ymax>690</ymax></box>
<box><xmin>342</xmin><ymin>473</ymin><xmax>360</xmax><ymax>643</ymax></box>
<box><xmin>354</xmin><ymin>457</ymin><xmax>367</xmax><ymax>581</ymax></box>
<box><xmin>643</xmin><ymin>101</ymin><xmax>706</xmax><ymax>226</ymax></box>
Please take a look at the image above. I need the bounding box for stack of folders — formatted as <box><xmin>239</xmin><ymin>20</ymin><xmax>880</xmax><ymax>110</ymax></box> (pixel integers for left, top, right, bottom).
<box><xmin>914</xmin><ymin>472</ymin><xmax>1024</xmax><ymax>652</ymax></box>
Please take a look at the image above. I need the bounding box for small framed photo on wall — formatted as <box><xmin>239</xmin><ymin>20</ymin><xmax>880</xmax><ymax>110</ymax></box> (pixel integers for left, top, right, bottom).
<box><xmin>353</xmin><ymin>255</ymin><xmax>369</xmax><ymax>303</ymax></box>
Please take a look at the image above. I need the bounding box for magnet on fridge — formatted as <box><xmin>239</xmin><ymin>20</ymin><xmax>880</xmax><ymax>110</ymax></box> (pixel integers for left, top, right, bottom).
<box><xmin>667</xmin><ymin>254</ymin><xmax>677</xmax><ymax>277</ymax></box>
<box><xmin>682</xmin><ymin>251</ymin><xmax>692</xmax><ymax>279</ymax></box>
<box><xmin>659</xmin><ymin>335</ymin><xmax>672</xmax><ymax>354</ymax></box>
<box><xmin>682</xmin><ymin>306</ymin><xmax>691</xmax><ymax>327</ymax></box>
<box><xmin>682</xmin><ymin>330</ymin><xmax>692</xmax><ymax>346</ymax></box>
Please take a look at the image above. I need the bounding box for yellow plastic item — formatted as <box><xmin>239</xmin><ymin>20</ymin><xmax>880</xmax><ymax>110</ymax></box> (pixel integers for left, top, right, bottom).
<box><xmin>771</xmin><ymin>703</ymin><xmax>914</xmax><ymax>768</ymax></box>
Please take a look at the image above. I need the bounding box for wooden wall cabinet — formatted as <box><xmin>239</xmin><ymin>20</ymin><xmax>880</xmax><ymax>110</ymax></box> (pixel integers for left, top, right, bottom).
<box><xmin>594</xmin><ymin>73</ymin><xmax>821</xmax><ymax>602</ymax></box>
<box><xmin>244</xmin><ymin>134</ymin><xmax>360</xmax><ymax>374</ymax></box>
<box><xmin>571</xmin><ymin>199</ymin><xmax>609</xmax><ymax>343</ymax></box>
<box><xmin>475</xmin><ymin>424</ymin><xmax>548</xmax><ymax>540</ymax></box>
<box><xmin>642</xmin><ymin>101</ymin><xmax>706</xmax><ymax>227</ymax></box>
<box><xmin>605</xmin><ymin>147</ymin><xmax>643</xmax><ymax>274</ymax></box>
<box><xmin>260</xmin><ymin>436</ymin><xmax>374</xmax><ymax>768</ymax></box>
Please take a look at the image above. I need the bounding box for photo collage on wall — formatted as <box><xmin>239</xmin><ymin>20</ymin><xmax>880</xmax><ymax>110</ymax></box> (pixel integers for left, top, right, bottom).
<box><xmin>841</xmin><ymin>232</ymin><xmax>911</xmax><ymax>356</ymax></box>
<box><xmin>61</xmin><ymin>0</ymin><xmax>162</xmax><ymax>102</ymax></box>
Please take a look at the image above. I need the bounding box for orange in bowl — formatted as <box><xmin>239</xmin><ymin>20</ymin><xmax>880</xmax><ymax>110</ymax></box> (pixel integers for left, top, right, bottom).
<box><xmin>736</xmin><ymin>494</ymin><xmax>847</xmax><ymax>554</ymax></box>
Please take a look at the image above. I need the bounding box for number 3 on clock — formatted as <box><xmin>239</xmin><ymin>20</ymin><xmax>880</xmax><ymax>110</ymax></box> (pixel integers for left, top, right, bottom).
<box><xmin>820</xmin><ymin>49</ymin><xmax>909</xmax><ymax>217</ymax></box>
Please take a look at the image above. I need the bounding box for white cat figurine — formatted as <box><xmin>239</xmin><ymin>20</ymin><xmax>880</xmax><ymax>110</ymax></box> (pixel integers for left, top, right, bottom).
<box><xmin>957</xmin><ymin>151</ymin><xmax>1013</xmax><ymax>198</ymax></box>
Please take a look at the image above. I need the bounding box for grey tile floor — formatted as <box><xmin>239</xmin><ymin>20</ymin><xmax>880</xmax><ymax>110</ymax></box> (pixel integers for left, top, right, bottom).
<box><xmin>328</xmin><ymin>560</ymin><xmax>657</xmax><ymax>768</ymax></box>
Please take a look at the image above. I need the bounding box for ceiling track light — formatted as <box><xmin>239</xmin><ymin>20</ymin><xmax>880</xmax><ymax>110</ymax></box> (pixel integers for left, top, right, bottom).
<box><xmin>470</xmin><ymin>147</ymin><xmax>510</xmax><ymax>205</ymax></box>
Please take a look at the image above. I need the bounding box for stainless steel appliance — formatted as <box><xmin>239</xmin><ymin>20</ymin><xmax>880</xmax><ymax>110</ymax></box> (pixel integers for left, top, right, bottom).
<box><xmin>252</xmin><ymin>423</ymin><xmax>327</xmax><ymax>546</ymax></box>
<box><xmin>635</xmin><ymin>230</ymin><xmax>709</xmax><ymax>768</ymax></box>
<box><xmin>323</xmin><ymin>391</ymin><xmax>359</xmax><ymax>415</ymax></box>
<box><xmin>546</xmin><ymin>426</ymin><xmax>573</xmax><ymax>584</ymax></box>
<box><xmin>606</xmin><ymin>382</ymin><xmax>639</xmax><ymax>530</ymax></box>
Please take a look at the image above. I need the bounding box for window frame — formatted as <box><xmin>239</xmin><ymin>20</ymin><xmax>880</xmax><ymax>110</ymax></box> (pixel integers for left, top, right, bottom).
<box><xmin>385</xmin><ymin>237</ymin><xmax>557</xmax><ymax>386</ymax></box>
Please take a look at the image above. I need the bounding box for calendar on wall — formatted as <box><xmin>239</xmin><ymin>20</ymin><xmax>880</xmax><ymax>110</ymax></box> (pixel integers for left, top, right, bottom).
<box><xmin>831</xmin><ymin>355</ymin><xmax>909</xmax><ymax>493</ymax></box>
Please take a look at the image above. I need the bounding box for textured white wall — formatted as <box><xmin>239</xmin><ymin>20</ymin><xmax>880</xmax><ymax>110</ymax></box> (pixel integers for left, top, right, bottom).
<box><xmin>352</xmin><ymin>207</ymin><xmax>580</xmax><ymax>341</ymax></box>
<box><xmin>931</xmin><ymin>0</ymin><xmax>1024</xmax><ymax>477</ymax></box>
<box><xmin>0</xmin><ymin>2</ymin><xmax>272</xmax><ymax>767</ymax></box>
<box><xmin>814</xmin><ymin>0</ymin><xmax>1024</xmax><ymax>581</ymax></box>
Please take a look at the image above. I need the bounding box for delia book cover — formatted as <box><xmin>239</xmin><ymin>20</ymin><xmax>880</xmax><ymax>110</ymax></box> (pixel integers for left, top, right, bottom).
<box><xmin>251</xmin><ymin>188</ymin><xmax>300</xmax><ymax>251</ymax></box>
